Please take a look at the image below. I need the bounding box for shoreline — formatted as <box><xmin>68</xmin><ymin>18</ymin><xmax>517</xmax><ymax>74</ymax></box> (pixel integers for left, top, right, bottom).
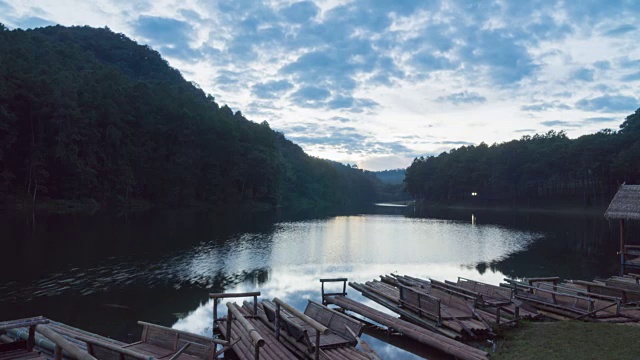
<box><xmin>414</xmin><ymin>202</ymin><xmax>608</xmax><ymax>216</ymax></box>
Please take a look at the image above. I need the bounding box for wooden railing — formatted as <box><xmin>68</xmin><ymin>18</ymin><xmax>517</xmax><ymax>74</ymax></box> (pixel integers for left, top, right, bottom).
<box><xmin>273</xmin><ymin>297</ymin><xmax>328</xmax><ymax>360</ymax></box>
<box><xmin>36</xmin><ymin>325</ymin><xmax>97</xmax><ymax>360</ymax></box>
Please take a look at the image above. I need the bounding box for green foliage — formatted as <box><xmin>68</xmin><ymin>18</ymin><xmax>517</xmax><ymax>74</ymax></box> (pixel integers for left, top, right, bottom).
<box><xmin>405</xmin><ymin>121</ymin><xmax>640</xmax><ymax>208</ymax></box>
<box><xmin>0</xmin><ymin>25</ymin><xmax>379</xmax><ymax>208</ymax></box>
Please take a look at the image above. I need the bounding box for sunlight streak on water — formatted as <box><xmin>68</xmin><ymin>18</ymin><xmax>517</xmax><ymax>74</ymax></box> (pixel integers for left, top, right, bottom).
<box><xmin>0</xmin><ymin>215</ymin><xmax>540</xmax><ymax>301</ymax></box>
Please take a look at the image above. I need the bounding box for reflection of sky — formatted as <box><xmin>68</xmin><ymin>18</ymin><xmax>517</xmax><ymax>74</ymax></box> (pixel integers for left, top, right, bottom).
<box><xmin>172</xmin><ymin>215</ymin><xmax>540</xmax><ymax>359</ymax></box>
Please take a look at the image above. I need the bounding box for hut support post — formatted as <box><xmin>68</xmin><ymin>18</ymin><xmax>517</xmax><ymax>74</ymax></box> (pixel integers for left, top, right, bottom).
<box><xmin>620</xmin><ymin>219</ymin><xmax>626</xmax><ymax>265</ymax></box>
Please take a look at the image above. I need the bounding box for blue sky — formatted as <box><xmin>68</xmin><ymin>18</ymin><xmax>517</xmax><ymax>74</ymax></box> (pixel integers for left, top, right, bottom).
<box><xmin>2</xmin><ymin>1</ymin><xmax>639</xmax><ymax>170</ymax></box>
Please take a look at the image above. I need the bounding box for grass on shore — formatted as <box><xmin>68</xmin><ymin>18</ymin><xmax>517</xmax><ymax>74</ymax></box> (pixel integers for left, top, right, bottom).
<box><xmin>493</xmin><ymin>321</ymin><xmax>640</xmax><ymax>360</ymax></box>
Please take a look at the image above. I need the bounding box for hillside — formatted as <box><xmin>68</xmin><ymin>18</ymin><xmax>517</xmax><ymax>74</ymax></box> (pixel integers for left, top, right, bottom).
<box><xmin>405</xmin><ymin>110</ymin><xmax>640</xmax><ymax>208</ymax></box>
<box><xmin>374</xmin><ymin>169</ymin><xmax>405</xmax><ymax>185</ymax></box>
<box><xmin>0</xmin><ymin>25</ymin><xmax>379</xmax><ymax>209</ymax></box>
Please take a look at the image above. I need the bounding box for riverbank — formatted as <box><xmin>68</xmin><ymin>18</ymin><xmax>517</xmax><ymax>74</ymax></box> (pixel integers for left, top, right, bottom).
<box><xmin>415</xmin><ymin>202</ymin><xmax>607</xmax><ymax>216</ymax></box>
<box><xmin>493</xmin><ymin>321</ymin><xmax>640</xmax><ymax>359</ymax></box>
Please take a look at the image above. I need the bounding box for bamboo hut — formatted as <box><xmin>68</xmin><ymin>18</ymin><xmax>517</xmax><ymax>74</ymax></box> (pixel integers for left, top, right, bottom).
<box><xmin>604</xmin><ymin>184</ymin><xmax>640</xmax><ymax>267</ymax></box>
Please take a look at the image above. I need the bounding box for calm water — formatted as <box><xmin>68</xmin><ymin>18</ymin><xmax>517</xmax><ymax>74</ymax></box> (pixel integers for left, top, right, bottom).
<box><xmin>0</xmin><ymin>206</ymin><xmax>624</xmax><ymax>359</ymax></box>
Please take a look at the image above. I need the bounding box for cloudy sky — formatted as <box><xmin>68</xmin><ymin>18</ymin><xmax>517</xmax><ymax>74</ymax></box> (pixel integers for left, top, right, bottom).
<box><xmin>2</xmin><ymin>1</ymin><xmax>640</xmax><ymax>170</ymax></box>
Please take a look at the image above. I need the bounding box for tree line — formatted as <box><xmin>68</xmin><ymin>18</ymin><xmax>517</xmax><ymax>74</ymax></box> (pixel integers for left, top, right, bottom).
<box><xmin>405</xmin><ymin>109</ymin><xmax>640</xmax><ymax>208</ymax></box>
<box><xmin>0</xmin><ymin>25</ymin><xmax>380</xmax><ymax>209</ymax></box>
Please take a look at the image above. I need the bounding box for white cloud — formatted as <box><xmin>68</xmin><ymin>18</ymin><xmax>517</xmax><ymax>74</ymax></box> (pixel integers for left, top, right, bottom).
<box><xmin>2</xmin><ymin>0</ymin><xmax>639</xmax><ymax>171</ymax></box>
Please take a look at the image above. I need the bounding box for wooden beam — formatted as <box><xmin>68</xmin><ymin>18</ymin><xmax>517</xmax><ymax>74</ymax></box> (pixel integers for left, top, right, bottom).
<box><xmin>36</xmin><ymin>325</ymin><xmax>97</xmax><ymax>360</ymax></box>
<box><xmin>273</xmin><ymin>298</ymin><xmax>329</xmax><ymax>335</ymax></box>
<box><xmin>73</xmin><ymin>335</ymin><xmax>153</xmax><ymax>360</ymax></box>
<box><xmin>226</xmin><ymin>303</ymin><xmax>265</xmax><ymax>348</ymax></box>
<box><xmin>209</xmin><ymin>292</ymin><xmax>261</xmax><ymax>299</ymax></box>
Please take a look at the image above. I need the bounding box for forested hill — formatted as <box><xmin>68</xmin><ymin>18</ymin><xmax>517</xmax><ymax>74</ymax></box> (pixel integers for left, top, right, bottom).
<box><xmin>405</xmin><ymin>109</ymin><xmax>640</xmax><ymax>208</ymax></box>
<box><xmin>0</xmin><ymin>25</ymin><xmax>380</xmax><ymax>209</ymax></box>
<box><xmin>374</xmin><ymin>169</ymin><xmax>405</xmax><ymax>185</ymax></box>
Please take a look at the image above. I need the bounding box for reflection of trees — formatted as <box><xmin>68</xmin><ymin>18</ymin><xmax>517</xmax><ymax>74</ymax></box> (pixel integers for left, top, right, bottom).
<box><xmin>410</xmin><ymin>208</ymin><xmax>622</xmax><ymax>280</ymax></box>
<box><xmin>0</xmin><ymin>209</ymin><xmax>279</xmax><ymax>282</ymax></box>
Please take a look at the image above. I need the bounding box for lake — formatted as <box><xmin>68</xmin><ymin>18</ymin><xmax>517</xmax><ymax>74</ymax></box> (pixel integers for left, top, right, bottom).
<box><xmin>0</xmin><ymin>206</ymin><xmax>624</xmax><ymax>359</ymax></box>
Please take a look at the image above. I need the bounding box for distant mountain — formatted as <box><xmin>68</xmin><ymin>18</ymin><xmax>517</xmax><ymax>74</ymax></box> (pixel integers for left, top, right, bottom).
<box><xmin>374</xmin><ymin>169</ymin><xmax>406</xmax><ymax>184</ymax></box>
<box><xmin>0</xmin><ymin>25</ymin><xmax>380</xmax><ymax>209</ymax></box>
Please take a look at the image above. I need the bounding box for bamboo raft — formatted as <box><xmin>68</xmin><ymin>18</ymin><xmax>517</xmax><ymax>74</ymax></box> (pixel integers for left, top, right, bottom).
<box><xmin>324</xmin><ymin>295</ymin><xmax>489</xmax><ymax>360</ymax></box>
<box><xmin>501</xmin><ymin>276</ymin><xmax>640</xmax><ymax>322</ymax></box>
<box><xmin>210</xmin><ymin>292</ymin><xmax>378</xmax><ymax>360</ymax></box>
<box><xmin>349</xmin><ymin>274</ymin><xmax>538</xmax><ymax>341</ymax></box>
<box><xmin>0</xmin><ymin>317</ymin><xmax>230</xmax><ymax>360</ymax></box>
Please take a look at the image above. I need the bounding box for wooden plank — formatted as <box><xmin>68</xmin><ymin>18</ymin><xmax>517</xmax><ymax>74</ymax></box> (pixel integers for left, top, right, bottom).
<box><xmin>208</xmin><ymin>292</ymin><xmax>261</xmax><ymax>299</ymax></box>
<box><xmin>127</xmin><ymin>344</ymin><xmax>174</xmax><ymax>358</ymax></box>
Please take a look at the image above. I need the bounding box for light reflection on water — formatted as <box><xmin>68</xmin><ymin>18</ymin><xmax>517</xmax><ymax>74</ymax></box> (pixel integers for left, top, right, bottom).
<box><xmin>169</xmin><ymin>215</ymin><xmax>540</xmax><ymax>359</ymax></box>
<box><xmin>0</xmin><ymin>214</ymin><xmax>540</xmax><ymax>358</ymax></box>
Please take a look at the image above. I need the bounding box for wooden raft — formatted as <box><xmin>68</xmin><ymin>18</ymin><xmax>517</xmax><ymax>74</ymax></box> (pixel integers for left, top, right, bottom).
<box><xmin>214</xmin><ymin>299</ymin><xmax>299</xmax><ymax>360</ymax></box>
<box><xmin>502</xmin><ymin>278</ymin><xmax>640</xmax><ymax>322</ymax></box>
<box><xmin>260</xmin><ymin>299</ymin><xmax>375</xmax><ymax>360</ymax></box>
<box><xmin>324</xmin><ymin>296</ymin><xmax>488</xmax><ymax>360</ymax></box>
<box><xmin>88</xmin><ymin>321</ymin><xmax>226</xmax><ymax>360</ymax></box>
<box><xmin>0</xmin><ymin>317</ymin><xmax>50</xmax><ymax>360</ymax></box>
<box><xmin>351</xmin><ymin>278</ymin><xmax>494</xmax><ymax>339</ymax></box>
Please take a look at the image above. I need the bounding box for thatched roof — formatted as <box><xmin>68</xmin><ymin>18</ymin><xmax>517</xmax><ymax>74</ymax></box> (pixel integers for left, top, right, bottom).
<box><xmin>605</xmin><ymin>184</ymin><xmax>640</xmax><ymax>220</ymax></box>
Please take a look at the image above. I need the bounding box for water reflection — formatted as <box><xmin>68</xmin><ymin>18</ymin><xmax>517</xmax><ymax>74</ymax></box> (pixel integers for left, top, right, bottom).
<box><xmin>0</xmin><ymin>207</ymin><xmax>624</xmax><ymax>359</ymax></box>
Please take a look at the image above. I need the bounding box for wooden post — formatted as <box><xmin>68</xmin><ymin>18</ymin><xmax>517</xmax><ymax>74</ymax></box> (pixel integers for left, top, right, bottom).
<box><xmin>213</xmin><ymin>299</ymin><xmax>218</xmax><ymax>326</ymax></box>
<box><xmin>226</xmin><ymin>308</ymin><xmax>232</xmax><ymax>343</ymax></box>
<box><xmin>620</xmin><ymin>219</ymin><xmax>626</xmax><ymax>265</ymax></box>
<box><xmin>275</xmin><ymin>303</ymin><xmax>281</xmax><ymax>340</ymax></box>
<box><xmin>496</xmin><ymin>307</ymin><xmax>501</xmax><ymax>325</ymax></box>
<box><xmin>253</xmin><ymin>295</ymin><xmax>258</xmax><ymax>316</ymax></box>
<box><xmin>319</xmin><ymin>278</ymin><xmax>348</xmax><ymax>305</ymax></box>
<box><xmin>54</xmin><ymin>345</ymin><xmax>62</xmax><ymax>360</ymax></box>
<box><xmin>27</xmin><ymin>325</ymin><xmax>36</xmax><ymax>351</ymax></box>
<box><xmin>314</xmin><ymin>332</ymin><xmax>320</xmax><ymax>360</ymax></box>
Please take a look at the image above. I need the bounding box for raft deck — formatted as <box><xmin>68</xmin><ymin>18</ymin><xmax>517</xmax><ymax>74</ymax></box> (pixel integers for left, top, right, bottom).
<box><xmin>324</xmin><ymin>295</ymin><xmax>489</xmax><ymax>360</ymax></box>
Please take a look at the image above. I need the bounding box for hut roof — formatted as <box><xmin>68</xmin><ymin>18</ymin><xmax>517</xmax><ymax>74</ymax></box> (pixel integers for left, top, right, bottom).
<box><xmin>605</xmin><ymin>184</ymin><xmax>640</xmax><ymax>220</ymax></box>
